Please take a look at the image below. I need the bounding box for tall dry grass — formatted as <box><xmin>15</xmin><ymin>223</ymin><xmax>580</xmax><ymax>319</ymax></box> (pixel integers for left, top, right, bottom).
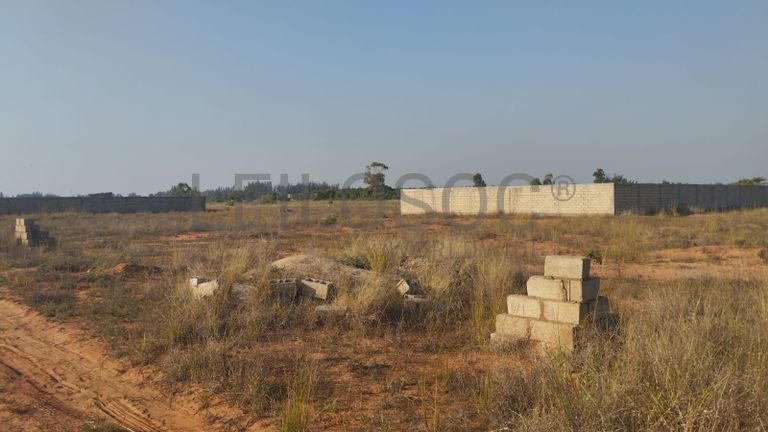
<box><xmin>491</xmin><ymin>278</ymin><xmax>768</xmax><ymax>431</ymax></box>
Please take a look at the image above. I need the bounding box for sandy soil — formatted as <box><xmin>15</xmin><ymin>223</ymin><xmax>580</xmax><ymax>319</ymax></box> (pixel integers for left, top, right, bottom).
<box><xmin>0</xmin><ymin>294</ymin><xmax>219</xmax><ymax>432</ymax></box>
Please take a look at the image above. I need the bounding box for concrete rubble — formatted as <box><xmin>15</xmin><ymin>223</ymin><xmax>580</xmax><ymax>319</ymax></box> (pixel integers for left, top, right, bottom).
<box><xmin>492</xmin><ymin>255</ymin><xmax>618</xmax><ymax>352</ymax></box>
<box><xmin>15</xmin><ymin>219</ymin><xmax>55</xmax><ymax>248</ymax></box>
<box><xmin>187</xmin><ymin>256</ymin><xmax>431</xmax><ymax>313</ymax></box>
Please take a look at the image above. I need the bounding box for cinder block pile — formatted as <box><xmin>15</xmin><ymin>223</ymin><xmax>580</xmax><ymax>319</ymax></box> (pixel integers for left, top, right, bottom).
<box><xmin>492</xmin><ymin>255</ymin><xmax>616</xmax><ymax>351</ymax></box>
<box><xmin>15</xmin><ymin>219</ymin><xmax>55</xmax><ymax>248</ymax></box>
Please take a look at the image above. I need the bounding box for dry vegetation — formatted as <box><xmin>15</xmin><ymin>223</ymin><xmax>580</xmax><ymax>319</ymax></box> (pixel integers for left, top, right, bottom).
<box><xmin>1</xmin><ymin>201</ymin><xmax>767</xmax><ymax>431</ymax></box>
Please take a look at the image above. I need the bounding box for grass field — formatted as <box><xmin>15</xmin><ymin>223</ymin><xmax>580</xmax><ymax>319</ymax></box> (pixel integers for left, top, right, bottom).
<box><xmin>1</xmin><ymin>201</ymin><xmax>767</xmax><ymax>431</ymax></box>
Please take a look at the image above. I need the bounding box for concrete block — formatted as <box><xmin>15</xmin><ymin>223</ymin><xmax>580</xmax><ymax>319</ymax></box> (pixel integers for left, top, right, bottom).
<box><xmin>300</xmin><ymin>278</ymin><xmax>335</xmax><ymax>300</ymax></box>
<box><xmin>529</xmin><ymin>319</ymin><xmax>577</xmax><ymax>350</ymax></box>
<box><xmin>268</xmin><ymin>278</ymin><xmax>299</xmax><ymax>303</ymax></box>
<box><xmin>396</xmin><ymin>278</ymin><xmax>423</xmax><ymax>296</ymax></box>
<box><xmin>404</xmin><ymin>294</ymin><xmax>428</xmax><ymax>303</ymax></box>
<box><xmin>526</xmin><ymin>275</ymin><xmax>600</xmax><ymax>302</ymax></box>
<box><xmin>506</xmin><ymin>294</ymin><xmax>542</xmax><ymax>318</ymax></box>
<box><xmin>541</xmin><ymin>296</ymin><xmax>609</xmax><ymax>324</ymax></box>
<box><xmin>314</xmin><ymin>304</ymin><xmax>348</xmax><ymax>319</ymax></box>
<box><xmin>15</xmin><ymin>218</ymin><xmax>34</xmax><ymax>226</ymax></box>
<box><xmin>15</xmin><ymin>225</ymin><xmax>37</xmax><ymax>233</ymax></box>
<box><xmin>495</xmin><ymin>313</ymin><xmax>530</xmax><ymax>338</ymax></box>
<box><xmin>192</xmin><ymin>280</ymin><xmax>220</xmax><ymax>298</ymax></box>
<box><xmin>544</xmin><ymin>255</ymin><xmax>590</xmax><ymax>280</ymax></box>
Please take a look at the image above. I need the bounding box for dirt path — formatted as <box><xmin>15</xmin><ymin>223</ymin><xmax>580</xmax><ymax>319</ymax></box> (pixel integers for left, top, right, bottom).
<box><xmin>0</xmin><ymin>297</ymin><xmax>212</xmax><ymax>432</ymax></box>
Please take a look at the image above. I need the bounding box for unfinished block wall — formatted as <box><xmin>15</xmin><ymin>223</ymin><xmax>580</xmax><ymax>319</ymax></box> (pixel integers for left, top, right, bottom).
<box><xmin>400</xmin><ymin>184</ymin><xmax>615</xmax><ymax>216</ymax></box>
<box><xmin>401</xmin><ymin>184</ymin><xmax>768</xmax><ymax>216</ymax></box>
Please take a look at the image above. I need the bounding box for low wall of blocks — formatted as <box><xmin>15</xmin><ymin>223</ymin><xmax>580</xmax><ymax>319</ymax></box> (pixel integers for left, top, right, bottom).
<box><xmin>15</xmin><ymin>218</ymin><xmax>55</xmax><ymax>248</ymax></box>
<box><xmin>492</xmin><ymin>255</ymin><xmax>617</xmax><ymax>351</ymax></box>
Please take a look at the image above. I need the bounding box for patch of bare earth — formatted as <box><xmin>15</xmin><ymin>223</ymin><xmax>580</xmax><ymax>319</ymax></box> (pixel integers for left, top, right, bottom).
<box><xmin>0</xmin><ymin>292</ymin><xmax>255</xmax><ymax>432</ymax></box>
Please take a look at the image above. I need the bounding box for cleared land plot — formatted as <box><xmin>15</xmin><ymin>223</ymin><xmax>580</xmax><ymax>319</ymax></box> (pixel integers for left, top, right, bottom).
<box><xmin>0</xmin><ymin>201</ymin><xmax>766</xmax><ymax>431</ymax></box>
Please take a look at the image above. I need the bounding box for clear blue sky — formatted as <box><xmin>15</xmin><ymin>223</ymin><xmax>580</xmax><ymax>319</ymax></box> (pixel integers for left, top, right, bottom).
<box><xmin>1</xmin><ymin>1</ymin><xmax>766</xmax><ymax>195</ymax></box>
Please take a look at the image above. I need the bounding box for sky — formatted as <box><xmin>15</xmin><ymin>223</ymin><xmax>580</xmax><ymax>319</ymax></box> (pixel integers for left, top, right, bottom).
<box><xmin>1</xmin><ymin>1</ymin><xmax>766</xmax><ymax>196</ymax></box>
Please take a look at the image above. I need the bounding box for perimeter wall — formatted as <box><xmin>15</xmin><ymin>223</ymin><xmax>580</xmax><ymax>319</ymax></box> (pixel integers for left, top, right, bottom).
<box><xmin>401</xmin><ymin>183</ymin><xmax>768</xmax><ymax>216</ymax></box>
<box><xmin>0</xmin><ymin>196</ymin><xmax>206</xmax><ymax>215</ymax></box>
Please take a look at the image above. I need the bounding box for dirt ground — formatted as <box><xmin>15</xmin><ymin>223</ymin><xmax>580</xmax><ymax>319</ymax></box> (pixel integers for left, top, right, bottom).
<box><xmin>0</xmin><ymin>288</ymin><xmax>244</xmax><ymax>432</ymax></box>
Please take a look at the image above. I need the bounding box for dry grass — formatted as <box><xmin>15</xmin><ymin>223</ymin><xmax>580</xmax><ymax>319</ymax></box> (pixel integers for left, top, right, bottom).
<box><xmin>491</xmin><ymin>278</ymin><xmax>768</xmax><ymax>431</ymax></box>
<box><xmin>1</xmin><ymin>202</ymin><xmax>767</xmax><ymax>430</ymax></box>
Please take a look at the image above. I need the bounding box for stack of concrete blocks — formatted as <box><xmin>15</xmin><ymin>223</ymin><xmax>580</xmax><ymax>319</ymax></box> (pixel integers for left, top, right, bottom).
<box><xmin>15</xmin><ymin>219</ymin><xmax>55</xmax><ymax>248</ymax></box>
<box><xmin>493</xmin><ymin>255</ymin><xmax>614</xmax><ymax>351</ymax></box>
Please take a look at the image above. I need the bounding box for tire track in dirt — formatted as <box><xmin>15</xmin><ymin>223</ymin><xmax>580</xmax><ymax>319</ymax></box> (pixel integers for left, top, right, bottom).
<box><xmin>0</xmin><ymin>297</ymin><xmax>210</xmax><ymax>432</ymax></box>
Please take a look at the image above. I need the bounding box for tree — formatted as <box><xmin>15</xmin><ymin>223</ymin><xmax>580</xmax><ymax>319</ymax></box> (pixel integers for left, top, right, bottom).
<box><xmin>734</xmin><ymin>177</ymin><xmax>766</xmax><ymax>185</ymax></box>
<box><xmin>169</xmin><ymin>183</ymin><xmax>199</xmax><ymax>196</ymax></box>
<box><xmin>542</xmin><ymin>173</ymin><xmax>553</xmax><ymax>185</ymax></box>
<box><xmin>593</xmin><ymin>168</ymin><xmax>607</xmax><ymax>183</ymax></box>
<box><xmin>609</xmin><ymin>174</ymin><xmax>632</xmax><ymax>184</ymax></box>
<box><xmin>364</xmin><ymin>162</ymin><xmax>389</xmax><ymax>192</ymax></box>
<box><xmin>473</xmin><ymin>173</ymin><xmax>486</xmax><ymax>187</ymax></box>
<box><xmin>228</xmin><ymin>190</ymin><xmax>245</xmax><ymax>202</ymax></box>
<box><xmin>530</xmin><ymin>177</ymin><xmax>542</xmax><ymax>185</ymax></box>
<box><xmin>593</xmin><ymin>168</ymin><xmax>634</xmax><ymax>184</ymax></box>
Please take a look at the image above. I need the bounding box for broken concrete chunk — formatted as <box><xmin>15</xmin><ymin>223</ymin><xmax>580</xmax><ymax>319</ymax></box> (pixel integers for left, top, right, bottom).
<box><xmin>300</xmin><ymin>278</ymin><xmax>335</xmax><ymax>300</ymax></box>
<box><xmin>396</xmin><ymin>278</ymin><xmax>423</xmax><ymax>296</ymax></box>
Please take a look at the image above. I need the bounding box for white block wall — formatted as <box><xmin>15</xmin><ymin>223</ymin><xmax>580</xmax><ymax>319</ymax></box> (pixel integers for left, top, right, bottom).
<box><xmin>400</xmin><ymin>184</ymin><xmax>615</xmax><ymax>216</ymax></box>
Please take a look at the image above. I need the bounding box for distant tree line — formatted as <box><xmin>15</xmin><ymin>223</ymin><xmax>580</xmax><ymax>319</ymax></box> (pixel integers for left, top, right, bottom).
<box><xmin>153</xmin><ymin>162</ymin><xmax>399</xmax><ymax>203</ymax></box>
<box><xmin>4</xmin><ymin>166</ymin><xmax>765</xmax><ymax>199</ymax></box>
